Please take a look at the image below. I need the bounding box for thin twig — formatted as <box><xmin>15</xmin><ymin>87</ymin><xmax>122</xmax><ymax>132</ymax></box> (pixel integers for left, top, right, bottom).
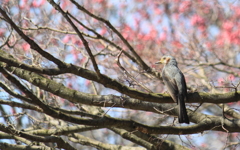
<box><xmin>47</xmin><ymin>0</ymin><xmax>102</xmax><ymax>78</ymax></box>
<box><xmin>116</xmin><ymin>50</ymin><xmax>152</xmax><ymax>93</ymax></box>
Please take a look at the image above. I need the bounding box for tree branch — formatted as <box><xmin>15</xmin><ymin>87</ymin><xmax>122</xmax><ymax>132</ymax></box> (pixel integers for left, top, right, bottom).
<box><xmin>0</xmin><ymin>7</ymin><xmax>64</xmax><ymax>67</ymax></box>
<box><xmin>69</xmin><ymin>0</ymin><xmax>156</xmax><ymax>76</ymax></box>
<box><xmin>47</xmin><ymin>0</ymin><xmax>101</xmax><ymax>77</ymax></box>
<box><xmin>0</xmin><ymin>123</ymin><xmax>76</xmax><ymax>150</ymax></box>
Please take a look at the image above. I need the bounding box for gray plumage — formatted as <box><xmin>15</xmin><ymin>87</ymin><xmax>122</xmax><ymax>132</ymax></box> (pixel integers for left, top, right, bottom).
<box><xmin>156</xmin><ymin>56</ymin><xmax>189</xmax><ymax>124</ymax></box>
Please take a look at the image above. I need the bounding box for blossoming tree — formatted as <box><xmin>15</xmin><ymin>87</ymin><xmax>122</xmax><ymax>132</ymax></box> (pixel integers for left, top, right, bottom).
<box><xmin>0</xmin><ymin>0</ymin><xmax>240</xmax><ymax>150</ymax></box>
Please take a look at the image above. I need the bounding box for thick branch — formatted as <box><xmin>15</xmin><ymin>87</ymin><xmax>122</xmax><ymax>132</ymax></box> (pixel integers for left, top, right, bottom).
<box><xmin>70</xmin><ymin>133</ymin><xmax>145</xmax><ymax>150</ymax></box>
<box><xmin>0</xmin><ymin>142</ymin><xmax>52</xmax><ymax>150</ymax></box>
<box><xmin>0</xmin><ymin>123</ymin><xmax>76</xmax><ymax>150</ymax></box>
<box><xmin>0</xmin><ymin>99</ymin><xmax>42</xmax><ymax>112</ymax></box>
<box><xmin>2</xmin><ymin>66</ymin><xmax>240</xmax><ymax>135</ymax></box>
<box><xmin>1</xmin><ymin>50</ymin><xmax>240</xmax><ymax>104</ymax></box>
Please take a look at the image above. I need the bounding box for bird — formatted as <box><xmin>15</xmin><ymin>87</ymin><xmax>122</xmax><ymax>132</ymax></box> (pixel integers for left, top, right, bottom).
<box><xmin>156</xmin><ymin>55</ymin><xmax>189</xmax><ymax>124</ymax></box>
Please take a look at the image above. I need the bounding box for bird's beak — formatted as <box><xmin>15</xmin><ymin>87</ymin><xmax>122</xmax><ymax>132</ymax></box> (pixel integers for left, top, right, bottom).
<box><xmin>155</xmin><ymin>60</ymin><xmax>162</xmax><ymax>64</ymax></box>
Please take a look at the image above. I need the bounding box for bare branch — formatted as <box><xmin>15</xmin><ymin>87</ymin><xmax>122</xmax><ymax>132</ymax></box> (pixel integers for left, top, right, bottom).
<box><xmin>47</xmin><ymin>0</ymin><xmax>101</xmax><ymax>77</ymax></box>
<box><xmin>0</xmin><ymin>7</ymin><xmax>64</xmax><ymax>67</ymax></box>
<box><xmin>116</xmin><ymin>50</ymin><xmax>152</xmax><ymax>93</ymax></box>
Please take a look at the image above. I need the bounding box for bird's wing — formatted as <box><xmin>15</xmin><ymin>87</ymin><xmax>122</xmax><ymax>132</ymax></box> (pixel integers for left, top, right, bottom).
<box><xmin>175</xmin><ymin>71</ymin><xmax>187</xmax><ymax>101</ymax></box>
<box><xmin>162</xmin><ymin>68</ymin><xmax>178</xmax><ymax>103</ymax></box>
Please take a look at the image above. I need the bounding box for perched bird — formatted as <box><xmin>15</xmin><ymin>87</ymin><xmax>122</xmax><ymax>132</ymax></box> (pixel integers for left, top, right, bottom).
<box><xmin>156</xmin><ymin>55</ymin><xmax>189</xmax><ymax>124</ymax></box>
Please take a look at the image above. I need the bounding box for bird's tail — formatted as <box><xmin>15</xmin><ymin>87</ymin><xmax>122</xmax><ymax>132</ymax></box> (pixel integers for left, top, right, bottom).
<box><xmin>178</xmin><ymin>96</ymin><xmax>189</xmax><ymax>124</ymax></box>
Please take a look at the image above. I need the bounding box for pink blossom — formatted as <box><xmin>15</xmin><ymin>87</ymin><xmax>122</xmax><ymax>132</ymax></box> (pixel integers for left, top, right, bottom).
<box><xmin>113</xmin><ymin>63</ymin><xmax>118</xmax><ymax>68</ymax></box>
<box><xmin>145</xmin><ymin>112</ymin><xmax>152</xmax><ymax>115</ymax></box>
<box><xmin>173</xmin><ymin>14</ymin><xmax>180</xmax><ymax>20</ymax></box>
<box><xmin>204</xmin><ymin>8</ymin><xmax>210</xmax><ymax>14</ymax></box>
<box><xmin>123</xmin><ymin>25</ymin><xmax>131</xmax><ymax>31</ymax></box>
<box><xmin>85</xmin><ymin>80</ymin><xmax>91</xmax><ymax>86</ymax></box>
<box><xmin>71</xmin><ymin>48</ymin><xmax>78</xmax><ymax>60</ymax></box>
<box><xmin>3</xmin><ymin>0</ymin><xmax>10</xmax><ymax>3</ymax></box>
<box><xmin>32</xmin><ymin>0</ymin><xmax>45</xmax><ymax>7</ymax></box>
<box><xmin>122</xmin><ymin>25</ymin><xmax>134</xmax><ymax>40</ymax></box>
<box><xmin>154</xmin><ymin>7</ymin><xmax>162</xmax><ymax>15</ymax></box>
<box><xmin>190</xmin><ymin>15</ymin><xmax>205</xmax><ymax>26</ymax></box>
<box><xmin>218</xmin><ymin>78</ymin><xmax>224</xmax><ymax>86</ymax></box>
<box><xmin>0</xmin><ymin>29</ymin><xmax>5</xmax><ymax>36</ymax></box>
<box><xmin>69</xmin><ymin>103</ymin><xmax>74</xmax><ymax>107</ymax></box>
<box><xmin>67</xmin><ymin>82</ymin><xmax>73</xmax><ymax>89</ymax></box>
<box><xmin>200</xmin><ymin>143</ymin><xmax>207</xmax><ymax>148</ymax></box>
<box><xmin>216</xmin><ymin>31</ymin><xmax>230</xmax><ymax>45</ymax></box>
<box><xmin>231</xmin><ymin>30</ymin><xmax>240</xmax><ymax>45</ymax></box>
<box><xmin>204</xmin><ymin>42</ymin><xmax>212</xmax><ymax>50</ymax></box>
<box><xmin>179</xmin><ymin>1</ymin><xmax>191</xmax><ymax>13</ymax></box>
<box><xmin>222</xmin><ymin>21</ymin><xmax>234</xmax><ymax>32</ymax></box>
<box><xmin>22</xmin><ymin>43</ymin><xmax>30</xmax><ymax>52</ymax></box>
<box><xmin>231</xmin><ymin>6</ymin><xmax>240</xmax><ymax>18</ymax></box>
<box><xmin>198</xmin><ymin>25</ymin><xmax>206</xmax><ymax>32</ymax></box>
<box><xmin>122</xmin><ymin>32</ymin><xmax>129</xmax><ymax>39</ymax></box>
<box><xmin>63</xmin><ymin>35</ymin><xmax>70</xmax><ymax>43</ymax></box>
<box><xmin>235</xmin><ymin>8</ymin><xmax>240</xmax><ymax>18</ymax></box>
<box><xmin>159</xmin><ymin>32</ymin><xmax>167</xmax><ymax>42</ymax></box>
<box><xmin>142</xmin><ymin>27</ymin><xmax>158</xmax><ymax>41</ymax></box>
<box><xmin>51</xmin><ymin>39</ymin><xmax>57</xmax><ymax>45</ymax></box>
<box><xmin>11</xmin><ymin>108</ymin><xmax>16</xmax><ymax>115</ymax></box>
<box><xmin>39</xmin><ymin>0</ymin><xmax>46</xmax><ymax>6</ymax></box>
<box><xmin>19</xmin><ymin>0</ymin><xmax>28</xmax><ymax>10</ymax></box>
<box><xmin>95</xmin><ymin>0</ymin><xmax>104</xmax><ymax>2</ymax></box>
<box><xmin>136</xmin><ymin>44</ymin><xmax>144</xmax><ymax>51</ymax></box>
<box><xmin>32</xmin><ymin>0</ymin><xmax>40</xmax><ymax>7</ymax></box>
<box><xmin>137</xmin><ymin>33</ymin><xmax>144</xmax><ymax>40</ymax></box>
<box><xmin>190</xmin><ymin>14</ymin><xmax>206</xmax><ymax>31</ymax></box>
<box><xmin>80</xmin><ymin>57</ymin><xmax>86</xmax><ymax>64</ymax></box>
<box><xmin>228</xmin><ymin>74</ymin><xmax>235</xmax><ymax>81</ymax></box>
<box><xmin>216</xmin><ymin>38</ymin><xmax>223</xmax><ymax>46</ymax></box>
<box><xmin>71</xmin><ymin>36</ymin><xmax>77</xmax><ymax>44</ymax></box>
<box><xmin>75</xmin><ymin>40</ymin><xmax>82</xmax><ymax>46</ymax></box>
<box><xmin>218</xmin><ymin>28</ymin><xmax>240</xmax><ymax>45</ymax></box>
<box><xmin>60</xmin><ymin>1</ymin><xmax>70</xmax><ymax>10</ymax></box>
<box><xmin>172</xmin><ymin>40</ymin><xmax>183</xmax><ymax>48</ymax></box>
<box><xmin>100</xmin><ymin>28</ymin><xmax>107</xmax><ymax>35</ymax></box>
<box><xmin>149</xmin><ymin>28</ymin><xmax>157</xmax><ymax>39</ymax></box>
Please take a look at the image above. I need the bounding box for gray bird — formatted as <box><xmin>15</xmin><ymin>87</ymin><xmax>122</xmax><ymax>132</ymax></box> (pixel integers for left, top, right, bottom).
<box><xmin>156</xmin><ymin>55</ymin><xmax>189</xmax><ymax>124</ymax></box>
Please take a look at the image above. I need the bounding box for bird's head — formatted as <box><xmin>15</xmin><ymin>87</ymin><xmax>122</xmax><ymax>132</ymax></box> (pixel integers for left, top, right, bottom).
<box><xmin>155</xmin><ymin>55</ymin><xmax>177</xmax><ymax>65</ymax></box>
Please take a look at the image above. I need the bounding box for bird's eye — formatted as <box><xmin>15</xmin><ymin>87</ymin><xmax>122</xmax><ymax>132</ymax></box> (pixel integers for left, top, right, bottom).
<box><xmin>163</xmin><ymin>57</ymin><xmax>166</xmax><ymax>60</ymax></box>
